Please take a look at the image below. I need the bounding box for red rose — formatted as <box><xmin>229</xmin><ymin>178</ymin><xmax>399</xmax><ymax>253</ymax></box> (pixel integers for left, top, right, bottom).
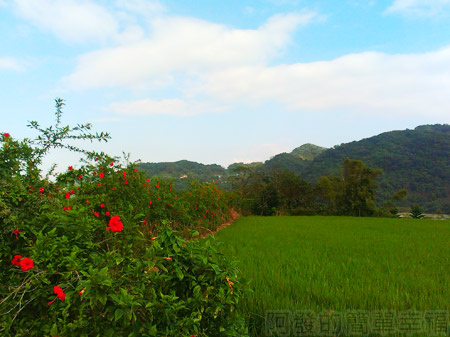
<box><xmin>94</xmin><ymin>212</ymin><xmax>99</xmax><ymax>217</ymax></box>
<box><xmin>65</xmin><ymin>192</ymin><xmax>70</xmax><ymax>199</ymax></box>
<box><xmin>68</xmin><ymin>166</ymin><xmax>73</xmax><ymax>170</ymax></box>
<box><xmin>78</xmin><ymin>175</ymin><xmax>82</xmax><ymax>180</ymax></box>
<box><xmin>105</xmin><ymin>211</ymin><xmax>110</xmax><ymax>216</ymax></box>
<box><xmin>19</xmin><ymin>257</ymin><xmax>34</xmax><ymax>271</ymax></box>
<box><xmin>110</xmin><ymin>162</ymin><xmax>114</xmax><ymax>167</ymax></box>
<box><xmin>124</xmin><ymin>180</ymin><xmax>128</xmax><ymax>184</ymax></box>
<box><xmin>3</xmin><ymin>133</ymin><xmax>10</xmax><ymax>138</ymax></box>
<box><xmin>99</xmin><ymin>172</ymin><xmax>104</xmax><ymax>178</ymax></box>
<box><xmin>107</xmin><ymin>216</ymin><xmax>123</xmax><ymax>232</ymax></box>
<box><xmin>122</xmin><ymin>171</ymin><xmax>126</xmax><ymax>176</ymax></box>
<box><xmin>134</xmin><ymin>168</ymin><xmax>138</xmax><ymax>172</ymax></box>
<box><xmin>11</xmin><ymin>254</ymin><xmax>22</xmax><ymax>266</ymax></box>
<box><xmin>100</xmin><ymin>203</ymin><xmax>105</xmax><ymax>208</ymax></box>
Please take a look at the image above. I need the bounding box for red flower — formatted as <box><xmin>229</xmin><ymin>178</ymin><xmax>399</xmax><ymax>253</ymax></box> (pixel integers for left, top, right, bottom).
<box><xmin>156</xmin><ymin>184</ymin><xmax>159</xmax><ymax>188</ymax></box>
<box><xmin>146</xmin><ymin>178</ymin><xmax>150</xmax><ymax>182</ymax></box>
<box><xmin>70</xmin><ymin>190</ymin><xmax>74</xmax><ymax>195</ymax></box>
<box><xmin>13</xmin><ymin>228</ymin><xmax>20</xmax><ymax>239</ymax></box>
<box><xmin>11</xmin><ymin>255</ymin><xmax>22</xmax><ymax>266</ymax></box>
<box><xmin>105</xmin><ymin>211</ymin><xmax>110</xmax><ymax>216</ymax></box>
<box><xmin>99</xmin><ymin>172</ymin><xmax>104</xmax><ymax>178</ymax></box>
<box><xmin>149</xmin><ymin>201</ymin><xmax>152</xmax><ymax>205</ymax></box>
<box><xmin>124</xmin><ymin>180</ymin><xmax>128</xmax><ymax>184</ymax></box>
<box><xmin>94</xmin><ymin>212</ymin><xmax>99</xmax><ymax>217</ymax></box>
<box><xmin>79</xmin><ymin>288</ymin><xmax>85</xmax><ymax>295</ymax></box>
<box><xmin>3</xmin><ymin>132</ymin><xmax>10</xmax><ymax>138</ymax></box>
<box><xmin>68</xmin><ymin>166</ymin><xmax>73</xmax><ymax>170</ymax></box>
<box><xmin>86</xmin><ymin>200</ymin><xmax>90</xmax><ymax>204</ymax></box>
<box><xmin>107</xmin><ymin>216</ymin><xmax>123</xmax><ymax>232</ymax></box>
<box><xmin>100</xmin><ymin>203</ymin><xmax>105</xmax><ymax>208</ymax></box>
<box><xmin>65</xmin><ymin>192</ymin><xmax>70</xmax><ymax>199</ymax></box>
<box><xmin>39</xmin><ymin>187</ymin><xmax>44</xmax><ymax>194</ymax></box>
<box><xmin>48</xmin><ymin>285</ymin><xmax>66</xmax><ymax>305</ymax></box>
<box><xmin>122</xmin><ymin>171</ymin><xmax>126</xmax><ymax>176</ymax></box>
<box><xmin>78</xmin><ymin>175</ymin><xmax>82</xmax><ymax>180</ymax></box>
<box><xmin>19</xmin><ymin>257</ymin><xmax>34</xmax><ymax>271</ymax></box>
<box><xmin>164</xmin><ymin>257</ymin><xmax>172</xmax><ymax>261</ymax></box>
<box><xmin>95</xmin><ymin>157</ymin><xmax>99</xmax><ymax>161</ymax></box>
<box><xmin>54</xmin><ymin>285</ymin><xmax>66</xmax><ymax>301</ymax></box>
<box><xmin>134</xmin><ymin>168</ymin><xmax>138</xmax><ymax>172</ymax></box>
<box><xmin>110</xmin><ymin>162</ymin><xmax>114</xmax><ymax>167</ymax></box>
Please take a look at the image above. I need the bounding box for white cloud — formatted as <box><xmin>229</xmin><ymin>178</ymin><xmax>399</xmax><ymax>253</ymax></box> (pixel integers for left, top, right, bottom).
<box><xmin>386</xmin><ymin>0</ymin><xmax>450</xmax><ymax>16</ymax></box>
<box><xmin>197</xmin><ymin>47</ymin><xmax>450</xmax><ymax>120</ymax></box>
<box><xmin>13</xmin><ymin>0</ymin><xmax>119</xmax><ymax>44</ymax></box>
<box><xmin>63</xmin><ymin>12</ymin><xmax>316</xmax><ymax>88</ymax></box>
<box><xmin>0</xmin><ymin>57</ymin><xmax>23</xmax><ymax>71</ymax></box>
<box><xmin>108</xmin><ymin>98</ymin><xmax>225</xmax><ymax>116</ymax></box>
<box><xmin>115</xmin><ymin>0</ymin><xmax>165</xmax><ymax>17</ymax></box>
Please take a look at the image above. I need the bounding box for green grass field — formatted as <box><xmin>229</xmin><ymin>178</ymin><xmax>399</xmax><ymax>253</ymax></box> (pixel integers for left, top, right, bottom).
<box><xmin>213</xmin><ymin>216</ymin><xmax>450</xmax><ymax>336</ymax></box>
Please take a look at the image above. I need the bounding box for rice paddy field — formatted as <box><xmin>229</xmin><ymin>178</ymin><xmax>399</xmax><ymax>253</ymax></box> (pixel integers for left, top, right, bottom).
<box><xmin>213</xmin><ymin>216</ymin><xmax>450</xmax><ymax>336</ymax></box>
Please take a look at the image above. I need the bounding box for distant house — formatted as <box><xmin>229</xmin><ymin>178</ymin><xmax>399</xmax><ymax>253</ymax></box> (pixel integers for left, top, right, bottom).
<box><xmin>179</xmin><ymin>174</ymin><xmax>188</xmax><ymax>179</ymax></box>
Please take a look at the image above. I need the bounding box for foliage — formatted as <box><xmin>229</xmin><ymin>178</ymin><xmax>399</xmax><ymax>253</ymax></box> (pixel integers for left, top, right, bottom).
<box><xmin>0</xmin><ymin>100</ymin><xmax>248</xmax><ymax>336</ymax></box>
<box><xmin>231</xmin><ymin>159</ymin><xmax>382</xmax><ymax>217</ymax></box>
<box><xmin>409</xmin><ymin>204</ymin><xmax>425</xmax><ymax>219</ymax></box>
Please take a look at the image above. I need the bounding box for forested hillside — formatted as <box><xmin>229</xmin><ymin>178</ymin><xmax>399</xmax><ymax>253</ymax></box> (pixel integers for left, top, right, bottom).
<box><xmin>139</xmin><ymin>124</ymin><xmax>450</xmax><ymax>213</ymax></box>
<box><xmin>301</xmin><ymin>125</ymin><xmax>450</xmax><ymax>212</ymax></box>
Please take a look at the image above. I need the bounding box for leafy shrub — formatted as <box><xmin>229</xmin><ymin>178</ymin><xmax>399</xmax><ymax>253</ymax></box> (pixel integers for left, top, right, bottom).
<box><xmin>0</xmin><ymin>100</ymin><xmax>248</xmax><ymax>336</ymax></box>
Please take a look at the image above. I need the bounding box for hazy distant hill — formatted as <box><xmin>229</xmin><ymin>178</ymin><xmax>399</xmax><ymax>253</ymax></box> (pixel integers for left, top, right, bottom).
<box><xmin>139</xmin><ymin>124</ymin><xmax>450</xmax><ymax>212</ymax></box>
<box><xmin>139</xmin><ymin>160</ymin><xmax>227</xmax><ymax>189</ymax></box>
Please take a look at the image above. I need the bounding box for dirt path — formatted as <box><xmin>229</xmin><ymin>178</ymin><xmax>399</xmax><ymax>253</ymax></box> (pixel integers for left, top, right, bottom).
<box><xmin>196</xmin><ymin>208</ymin><xmax>240</xmax><ymax>239</ymax></box>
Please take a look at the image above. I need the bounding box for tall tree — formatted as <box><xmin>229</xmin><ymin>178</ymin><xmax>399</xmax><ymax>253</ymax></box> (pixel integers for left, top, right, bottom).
<box><xmin>336</xmin><ymin>158</ymin><xmax>382</xmax><ymax>216</ymax></box>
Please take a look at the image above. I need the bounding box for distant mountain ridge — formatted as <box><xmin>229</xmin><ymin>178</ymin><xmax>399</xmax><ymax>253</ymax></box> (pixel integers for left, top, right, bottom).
<box><xmin>139</xmin><ymin>124</ymin><xmax>450</xmax><ymax>212</ymax></box>
<box><xmin>290</xmin><ymin>143</ymin><xmax>327</xmax><ymax>160</ymax></box>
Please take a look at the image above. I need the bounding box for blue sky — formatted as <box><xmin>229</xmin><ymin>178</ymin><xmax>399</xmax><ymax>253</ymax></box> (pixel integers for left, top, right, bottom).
<box><xmin>1</xmin><ymin>0</ymin><xmax>449</xmax><ymax>172</ymax></box>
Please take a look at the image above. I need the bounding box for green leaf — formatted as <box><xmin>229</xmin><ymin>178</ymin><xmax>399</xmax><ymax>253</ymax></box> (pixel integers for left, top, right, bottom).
<box><xmin>115</xmin><ymin>308</ymin><xmax>124</xmax><ymax>321</ymax></box>
<box><xmin>175</xmin><ymin>266</ymin><xmax>184</xmax><ymax>280</ymax></box>
<box><xmin>98</xmin><ymin>292</ymin><xmax>107</xmax><ymax>305</ymax></box>
<box><xmin>50</xmin><ymin>323</ymin><xmax>58</xmax><ymax>336</ymax></box>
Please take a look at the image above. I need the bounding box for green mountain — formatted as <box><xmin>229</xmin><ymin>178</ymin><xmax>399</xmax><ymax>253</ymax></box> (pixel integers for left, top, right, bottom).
<box><xmin>139</xmin><ymin>124</ymin><xmax>450</xmax><ymax>213</ymax></box>
<box><xmin>264</xmin><ymin>125</ymin><xmax>450</xmax><ymax>212</ymax></box>
<box><xmin>291</xmin><ymin>143</ymin><xmax>327</xmax><ymax>160</ymax></box>
<box><xmin>139</xmin><ymin>160</ymin><xmax>227</xmax><ymax>189</ymax></box>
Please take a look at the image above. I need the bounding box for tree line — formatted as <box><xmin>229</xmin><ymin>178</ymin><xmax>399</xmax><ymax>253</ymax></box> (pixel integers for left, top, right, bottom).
<box><xmin>230</xmin><ymin>158</ymin><xmax>407</xmax><ymax>217</ymax></box>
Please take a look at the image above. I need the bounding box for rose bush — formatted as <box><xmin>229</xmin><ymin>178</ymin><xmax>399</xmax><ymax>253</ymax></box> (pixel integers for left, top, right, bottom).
<box><xmin>0</xmin><ymin>100</ymin><xmax>248</xmax><ymax>336</ymax></box>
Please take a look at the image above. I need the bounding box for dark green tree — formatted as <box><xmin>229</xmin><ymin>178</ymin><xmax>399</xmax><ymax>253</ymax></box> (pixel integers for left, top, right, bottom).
<box><xmin>410</xmin><ymin>204</ymin><xmax>425</xmax><ymax>219</ymax></box>
<box><xmin>336</xmin><ymin>158</ymin><xmax>382</xmax><ymax>216</ymax></box>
